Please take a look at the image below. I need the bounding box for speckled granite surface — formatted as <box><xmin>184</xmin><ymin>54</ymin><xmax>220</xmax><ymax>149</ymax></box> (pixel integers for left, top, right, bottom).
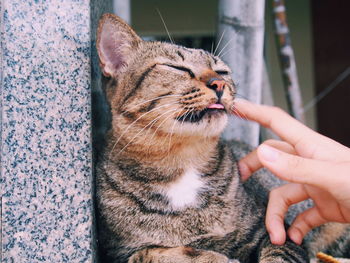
<box><xmin>0</xmin><ymin>0</ymin><xmax>111</xmax><ymax>261</ymax></box>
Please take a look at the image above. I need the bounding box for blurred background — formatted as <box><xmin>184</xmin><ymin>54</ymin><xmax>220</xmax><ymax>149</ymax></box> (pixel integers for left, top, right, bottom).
<box><xmin>113</xmin><ymin>0</ymin><xmax>350</xmax><ymax>147</ymax></box>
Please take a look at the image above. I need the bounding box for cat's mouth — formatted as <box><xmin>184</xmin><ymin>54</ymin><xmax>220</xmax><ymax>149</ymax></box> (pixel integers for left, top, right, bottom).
<box><xmin>177</xmin><ymin>103</ymin><xmax>226</xmax><ymax>123</ymax></box>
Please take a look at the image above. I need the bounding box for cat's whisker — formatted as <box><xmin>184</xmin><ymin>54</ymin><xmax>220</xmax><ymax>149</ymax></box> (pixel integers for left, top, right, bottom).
<box><xmin>179</xmin><ymin>109</ymin><xmax>192</xmax><ymax>136</ymax></box>
<box><xmin>147</xmin><ymin>109</ymin><xmax>177</xmax><ymax>148</ymax></box>
<box><xmin>156</xmin><ymin>8</ymin><xmax>174</xmax><ymax>44</ymax></box>
<box><xmin>230</xmin><ymin>105</ymin><xmax>247</xmax><ymax>121</ymax></box>
<box><xmin>172</xmin><ymin>108</ymin><xmax>190</xmax><ymax>138</ymax></box>
<box><xmin>116</xmin><ymin>108</ymin><xmax>179</xmax><ymax>157</ymax></box>
<box><xmin>189</xmin><ymin>111</ymin><xmax>195</xmax><ymax>123</ymax></box>
<box><xmin>165</xmin><ymin>110</ymin><xmax>185</xmax><ymax>158</ymax></box>
<box><xmin>120</xmin><ymin>94</ymin><xmax>181</xmax><ymax>117</ymax></box>
<box><xmin>110</xmin><ymin>102</ymin><xmax>178</xmax><ymax>157</ymax></box>
<box><xmin>147</xmin><ymin>113</ymin><xmax>173</xmax><ymax>155</ymax></box>
<box><xmin>148</xmin><ymin>109</ymin><xmax>182</xmax><ymax>157</ymax></box>
<box><xmin>217</xmin><ymin>27</ymin><xmax>243</xmax><ymax>57</ymax></box>
<box><xmin>217</xmin><ymin>36</ymin><xmax>235</xmax><ymax>58</ymax></box>
<box><xmin>147</xmin><ymin>108</ymin><xmax>180</xmax><ymax>149</ymax></box>
<box><xmin>218</xmin><ymin>46</ymin><xmax>235</xmax><ymax>59</ymax></box>
<box><xmin>234</xmin><ymin>93</ymin><xmax>248</xmax><ymax>100</ymax></box>
<box><xmin>213</xmin><ymin>29</ymin><xmax>226</xmax><ymax>56</ymax></box>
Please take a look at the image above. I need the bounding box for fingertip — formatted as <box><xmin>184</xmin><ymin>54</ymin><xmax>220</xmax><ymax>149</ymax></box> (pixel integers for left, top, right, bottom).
<box><xmin>268</xmin><ymin>228</ymin><xmax>286</xmax><ymax>245</ymax></box>
<box><xmin>234</xmin><ymin>98</ymin><xmax>248</xmax><ymax>104</ymax></box>
<box><xmin>288</xmin><ymin>228</ymin><xmax>303</xmax><ymax>245</ymax></box>
<box><xmin>233</xmin><ymin>98</ymin><xmax>251</xmax><ymax>111</ymax></box>
<box><xmin>266</xmin><ymin>219</ymin><xmax>286</xmax><ymax>245</ymax></box>
<box><xmin>238</xmin><ymin>162</ymin><xmax>251</xmax><ymax>181</ymax></box>
<box><xmin>257</xmin><ymin>144</ymin><xmax>280</xmax><ymax>163</ymax></box>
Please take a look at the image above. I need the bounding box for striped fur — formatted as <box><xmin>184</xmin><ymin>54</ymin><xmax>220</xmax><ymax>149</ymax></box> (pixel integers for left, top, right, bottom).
<box><xmin>96</xmin><ymin>14</ymin><xmax>350</xmax><ymax>263</ymax></box>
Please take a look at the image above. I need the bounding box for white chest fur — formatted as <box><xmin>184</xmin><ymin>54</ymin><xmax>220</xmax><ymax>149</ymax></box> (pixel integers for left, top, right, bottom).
<box><xmin>165</xmin><ymin>168</ymin><xmax>204</xmax><ymax>210</ymax></box>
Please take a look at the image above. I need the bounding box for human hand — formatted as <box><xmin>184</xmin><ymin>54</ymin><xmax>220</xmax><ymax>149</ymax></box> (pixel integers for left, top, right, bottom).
<box><xmin>233</xmin><ymin>99</ymin><xmax>350</xmax><ymax>245</ymax></box>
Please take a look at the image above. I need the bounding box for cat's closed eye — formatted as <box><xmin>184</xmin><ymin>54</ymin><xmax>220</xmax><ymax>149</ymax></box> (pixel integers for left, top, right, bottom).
<box><xmin>159</xmin><ymin>64</ymin><xmax>229</xmax><ymax>79</ymax></box>
<box><xmin>214</xmin><ymin>70</ymin><xmax>229</xmax><ymax>75</ymax></box>
<box><xmin>163</xmin><ymin>64</ymin><xmax>195</xmax><ymax>78</ymax></box>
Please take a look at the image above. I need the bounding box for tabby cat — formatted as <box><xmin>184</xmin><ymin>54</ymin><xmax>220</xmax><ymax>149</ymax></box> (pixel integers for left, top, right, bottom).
<box><xmin>96</xmin><ymin>14</ymin><xmax>350</xmax><ymax>263</ymax></box>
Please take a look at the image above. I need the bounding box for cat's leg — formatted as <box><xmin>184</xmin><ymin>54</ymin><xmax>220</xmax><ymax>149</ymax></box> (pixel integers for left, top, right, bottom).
<box><xmin>128</xmin><ymin>246</ymin><xmax>239</xmax><ymax>263</ymax></box>
<box><xmin>258</xmin><ymin>237</ymin><xmax>309</xmax><ymax>263</ymax></box>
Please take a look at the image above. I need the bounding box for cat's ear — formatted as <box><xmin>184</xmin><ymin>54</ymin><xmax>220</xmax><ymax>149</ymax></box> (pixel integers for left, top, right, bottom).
<box><xmin>97</xmin><ymin>14</ymin><xmax>142</xmax><ymax>78</ymax></box>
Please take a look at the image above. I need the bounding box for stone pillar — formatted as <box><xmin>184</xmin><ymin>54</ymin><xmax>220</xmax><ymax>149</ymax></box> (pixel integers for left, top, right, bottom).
<box><xmin>218</xmin><ymin>0</ymin><xmax>265</xmax><ymax>147</ymax></box>
<box><xmin>0</xmin><ymin>0</ymin><xmax>111</xmax><ymax>261</ymax></box>
<box><xmin>113</xmin><ymin>0</ymin><xmax>131</xmax><ymax>24</ymax></box>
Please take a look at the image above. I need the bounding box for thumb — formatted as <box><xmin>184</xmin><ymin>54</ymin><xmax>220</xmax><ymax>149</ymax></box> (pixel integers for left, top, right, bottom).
<box><xmin>256</xmin><ymin>144</ymin><xmax>334</xmax><ymax>190</ymax></box>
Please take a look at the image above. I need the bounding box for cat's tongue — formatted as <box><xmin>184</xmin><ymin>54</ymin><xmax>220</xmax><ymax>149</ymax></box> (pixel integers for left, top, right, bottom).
<box><xmin>207</xmin><ymin>103</ymin><xmax>225</xmax><ymax>109</ymax></box>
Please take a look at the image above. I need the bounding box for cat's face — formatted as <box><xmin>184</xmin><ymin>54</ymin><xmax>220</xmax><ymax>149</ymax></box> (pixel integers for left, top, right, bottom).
<box><xmin>97</xmin><ymin>14</ymin><xmax>235</xmax><ymax>138</ymax></box>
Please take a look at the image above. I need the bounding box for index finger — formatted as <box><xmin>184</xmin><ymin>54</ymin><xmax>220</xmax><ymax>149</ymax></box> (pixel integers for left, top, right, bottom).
<box><xmin>233</xmin><ymin>99</ymin><xmax>318</xmax><ymax>147</ymax></box>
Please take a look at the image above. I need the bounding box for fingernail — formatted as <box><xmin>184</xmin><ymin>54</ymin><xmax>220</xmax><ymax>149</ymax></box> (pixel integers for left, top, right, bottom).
<box><xmin>258</xmin><ymin>145</ymin><xmax>279</xmax><ymax>162</ymax></box>
<box><xmin>269</xmin><ymin>232</ymin><xmax>277</xmax><ymax>244</ymax></box>
<box><xmin>233</xmin><ymin>98</ymin><xmax>248</xmax><ymax>106</ymax></box>
<box><xmin>238</xmin><ymin>162</ymin><xmax>250</xmax><ymax>180</ymax></box>
<box><xmin>269</xmin><ymin>229</ymin><xmax>286</xmax><ymax>245</ymax></box>
<box><xmin>269</xmin><ymin>232</ymin><xmax>282</xmax><ymax>245</ymax></box>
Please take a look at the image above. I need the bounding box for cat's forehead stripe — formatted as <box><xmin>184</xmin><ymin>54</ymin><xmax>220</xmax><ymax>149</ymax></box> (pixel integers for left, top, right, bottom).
<box><xmin>176</xmin><ymin>51</ymin><xmax>185</xmax><ymax>61</ymax></box>
<box><xmin>122</xmin><ymin>64</ymin><xmax>157</xmax><ymax>104</ymax></box>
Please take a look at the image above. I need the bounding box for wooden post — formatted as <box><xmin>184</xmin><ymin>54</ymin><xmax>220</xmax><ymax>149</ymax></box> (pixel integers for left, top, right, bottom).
<box><xmin>273</xmin><ymin>0</ymin><xmax>305</xmax><ymax>122</ymax></box>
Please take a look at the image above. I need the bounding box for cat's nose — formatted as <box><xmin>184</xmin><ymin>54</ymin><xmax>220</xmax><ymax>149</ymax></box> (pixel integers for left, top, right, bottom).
<box><xmin>207</xmin><ymin>78</ymin><xmax>225</xmax><ymax>99</ymax></box>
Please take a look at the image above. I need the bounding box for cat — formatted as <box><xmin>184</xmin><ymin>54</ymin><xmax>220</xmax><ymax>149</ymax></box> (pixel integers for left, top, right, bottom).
<box><xmin>95</xmin><ymin>13</ymin><xmax>350</xmax><ymax>263</ymax></box>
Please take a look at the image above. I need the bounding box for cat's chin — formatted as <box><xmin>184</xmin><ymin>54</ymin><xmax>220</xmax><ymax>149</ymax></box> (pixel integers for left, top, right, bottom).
<box><xmin>177</xmin><ymin>108</ymin><xmax>226</xmax><ymax>123</ymax></box>
<box><xmin>172</xmin><ymin>112</ymin><xmax>228</xmax><ymax>137</ymax></box>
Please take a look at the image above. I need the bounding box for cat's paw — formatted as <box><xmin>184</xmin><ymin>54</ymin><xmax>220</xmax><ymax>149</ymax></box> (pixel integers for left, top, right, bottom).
<box><xmin>176</xmin><ymin>247</ymin><xmax>229</xmax><ymax>263</ymax></box>
<box><xmin>128</xmin><ymin>247</ymin><xmax>236</xmax><ymax>263</ymax></box>
<box><xmin>194</xmin><ymin>249</ymin><xmax>236</xmax><ymax>263</ymax></box>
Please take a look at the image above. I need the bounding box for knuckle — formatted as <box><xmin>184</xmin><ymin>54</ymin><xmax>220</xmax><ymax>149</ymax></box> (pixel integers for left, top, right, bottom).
<box><xmin>269</xmin><ymin>186</ymin><xmax>292</xmax><ymax>208</ymax></box>
<box><xmin>269</xmin><ymin>188</ymin><xmax>280</xmax><ymax>200</ymax></box>
<box><xmin>298</xmin><ymin>214</ymin><xmax>314</xmax><ymax>231</ymax></box>
<box><xmin>284</xmin><ymin>195</ymin><xmax>295</xmax><ymax>207</ymax></box>
<box><xmin>288</xmin><ymin>155</ymin><xmax>302</xmax><ymax>170</ymax></box>
<box><xmin>264</xmin><ymin>106</ymin><xmax>286</xmax><ymax>128</ymax></box>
